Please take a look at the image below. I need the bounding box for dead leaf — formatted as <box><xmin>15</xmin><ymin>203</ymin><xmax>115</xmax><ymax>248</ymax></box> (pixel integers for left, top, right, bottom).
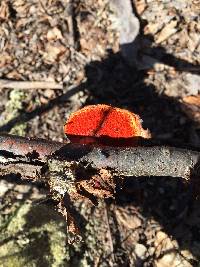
<box><xmin>154</xmin><ymin>231</ymin><xmax>178</xmax><ymax>257</ymax></box>
<box><xmin>156</xmin><ymin>19</ymin><xmax>178</xmax><ymax>44</ymax></box>
<box><xmin>0</xmin><ymin>52</ymin><xmax>12</xmax><ymax>68</ymax></box>
<box><xmin>188</xmin><ymin>32</ymin><xmax>200</xmax><ymax>52</ymax></box>
<box><xmin>155</xmin><ymin>253</ymin><xmax>192</xmax><ymax>267</ymax></box>
<box><xmin>115</xmin><ymin>206</ymin><xmax>142</xmax><ymax>230</ymax></box>
<box><xmin>47</xmin><ymin>27</ymin><xmax>63</xmax><ymax>41</ymax></box>
<box><xmin>144</xmin><ymin>22</ymin><xmax>162</xmax><ymax>35</ymax></box>
<box><xmin>154</xmin><ymin>236</ymin><xmax>193</xmax><ymax>267</ymax></box>
<box><xmin>182</xmin><ymin>95</ymin><xmax>200</xmax><ymax>106</ymax></box>
<box><xmin>43</xmin><ymin>89</ymin><xmax>55</xmax><ymax>99</ymax></box>
<box><xmin>6</xmin><ymin>70</ymin><xmax>23</xmax><ymax>80</ymax></box>
<box><xmin>181</xmin><ymin>95</ymin><xmax>200</xmax><ymax>125</ymax></box>
<box><xmin>135</xmin><ymin>0</ymin><xmax>147</xmax><ymax>15</ymax></box>
<box><xmin>154</xmin><ymin>231</ymin><xmax>193</xmax><ymax>267</ymax></box>
<box><xmin>0</xmin><ymin>1</ymin><xmax>9</xmax><ymax>21</ymax></box>
<box><xmin>43</xmin><ymin>43</ymin><xmax>67</xmax><ymax>64</ymax></box>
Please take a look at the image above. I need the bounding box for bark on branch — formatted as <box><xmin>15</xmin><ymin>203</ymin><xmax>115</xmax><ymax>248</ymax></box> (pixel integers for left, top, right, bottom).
<box><xmin>0</xmin><ymin>134</ymin><xmax>200</xmax><ymax>182</ymax></box>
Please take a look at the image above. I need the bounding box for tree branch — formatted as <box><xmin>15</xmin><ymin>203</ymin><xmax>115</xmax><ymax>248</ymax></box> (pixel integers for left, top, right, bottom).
<box><xmin>0</xmin><ymin>134</ymin><xmax>199</xmax><ymax>182</ymax></box>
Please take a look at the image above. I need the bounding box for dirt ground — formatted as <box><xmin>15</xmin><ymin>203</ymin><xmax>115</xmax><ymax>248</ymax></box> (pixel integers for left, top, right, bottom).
<box><xmin>0</xmin><ymin>0</ymin><xmax>200</xmax><ymax>266</ymax></box>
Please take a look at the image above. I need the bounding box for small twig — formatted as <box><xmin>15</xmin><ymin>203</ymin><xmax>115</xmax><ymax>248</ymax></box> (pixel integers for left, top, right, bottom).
<box><xmin>66</xmin><ymin>0</ymin><xmax>75</xmax><ymax>48</ymax></box>
<box><xmin>0</xmin><ymin>79</ymin><xmax>63</xmax><ymax>90</ymax></box>
<box><xmin>66</xmin><ymin>0</ymin><xmax>80</xmax><ymax>50</ymax></box>
<box><xmin>104</xmin><ymin>203</ymin><xmax>115</xmax><ymax>263</ymax></box>
<box><xmin>0</xmin><ymin>82</ymin><xmax>86</xmax><ymax>133</ymax></box>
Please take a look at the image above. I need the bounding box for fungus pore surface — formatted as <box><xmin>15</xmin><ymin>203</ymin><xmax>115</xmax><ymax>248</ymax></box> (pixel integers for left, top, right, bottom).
<box><xmin>64</xmin><ymin>104</ymin><xmax>150</xmax><ymax>145</ymax></box>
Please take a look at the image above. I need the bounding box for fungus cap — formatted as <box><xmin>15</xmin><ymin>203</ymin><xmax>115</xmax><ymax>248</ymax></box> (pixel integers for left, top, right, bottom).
<box><xmin>64</xmin><ymin>104</ymin><xmax>150</xmax><ymax>145</ymax></box>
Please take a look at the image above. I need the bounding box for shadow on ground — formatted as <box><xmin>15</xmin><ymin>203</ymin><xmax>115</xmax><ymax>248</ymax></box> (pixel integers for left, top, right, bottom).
<box><xmin>0</xmin><ymin>36</ymin><xmax>199</xmax><ymax>146</ymax></box>
<box><xmin>110</xmin><ymin>175</ymin><xmax>200</xmax><ymax>266</ymax></box>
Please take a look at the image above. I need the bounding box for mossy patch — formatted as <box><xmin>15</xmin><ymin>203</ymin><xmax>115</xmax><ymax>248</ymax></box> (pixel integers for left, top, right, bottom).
<box><xmin>0</xmin><ymin>89</ymin><xmax>28</xmax><ymax>136</ymax></box>
<box><xmin>68</xmin><ymin>200</ymin><xmax>110</xmax><ymax>267</ymax></box>
<box><xmin>0</xmin><ymin>201</ymin><xmax>69</xmax><ymax>267</ymax></box>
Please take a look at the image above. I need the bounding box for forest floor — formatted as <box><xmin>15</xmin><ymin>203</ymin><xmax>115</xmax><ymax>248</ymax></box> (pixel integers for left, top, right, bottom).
<box><xmin>0</xmin><ymin>0</ymin><xmax>200</xmax><ymax>266</ymax></box>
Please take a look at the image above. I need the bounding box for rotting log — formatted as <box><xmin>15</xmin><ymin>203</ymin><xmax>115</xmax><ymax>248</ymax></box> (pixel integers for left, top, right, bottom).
<box><xmin>0</xmin><ymin>133</ymin><xmax>200</xmax><ymax>181</ymax></box>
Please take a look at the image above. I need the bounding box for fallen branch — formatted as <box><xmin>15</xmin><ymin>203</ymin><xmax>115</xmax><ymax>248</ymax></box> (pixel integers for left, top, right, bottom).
<box><xmin>0</xmin><ymin>134</ymin><xmax>199</xmax><ymax>181</ymax></box>
<box><xmin>0</xmin><ymin>79</ymin><xmax>63</xmax><ymax>90</ymax></box>
<box><xmin>1</xmin><ymin>133</ymin><xmax>200</xmax><ymax>239</ymax></box>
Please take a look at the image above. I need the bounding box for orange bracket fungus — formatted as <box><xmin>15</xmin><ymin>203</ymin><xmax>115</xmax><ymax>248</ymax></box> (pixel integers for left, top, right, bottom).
<box><xmin>64</xmin><ymin>104</ymin><xmax>150</xmax><ymax>146</ymax></box>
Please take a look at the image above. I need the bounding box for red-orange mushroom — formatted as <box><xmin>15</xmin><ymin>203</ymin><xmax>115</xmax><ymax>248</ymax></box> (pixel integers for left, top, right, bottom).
<box><xmin>64</xmin><ymin>104</ymin><xmax>150</xmax><ymax>146</ymax></box>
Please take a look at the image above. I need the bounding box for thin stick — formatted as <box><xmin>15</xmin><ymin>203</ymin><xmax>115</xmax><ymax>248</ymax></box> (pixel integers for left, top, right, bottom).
<box><xmin>0</xmin><ymin>79</ymin><xmax>63</xmax><ymax>90</ymax></box>
<box><xmin>104</xmin><ymin>203</ymin><xmax>115</xmax><ymax>263</ymax></box>
<box><xmin>67</xmin><ymin>0</ymin><xmax>76</xmax><ymax>48</ymax></box>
